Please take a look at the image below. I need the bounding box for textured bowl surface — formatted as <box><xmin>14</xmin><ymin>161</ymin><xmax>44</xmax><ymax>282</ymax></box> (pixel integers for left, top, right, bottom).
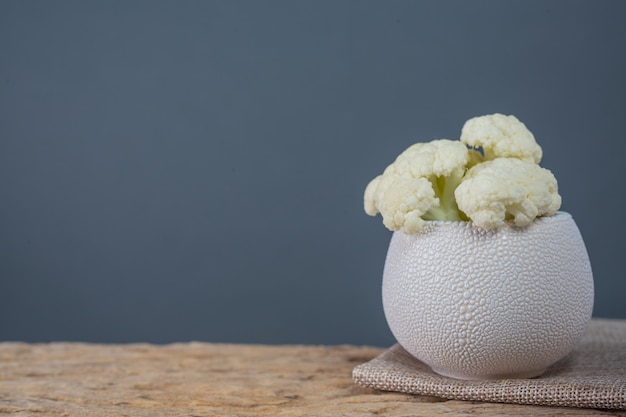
<box><xmin>382</xmin><ymin>212</ymin><xmax>594</xmax><ymax>380</ymax></box>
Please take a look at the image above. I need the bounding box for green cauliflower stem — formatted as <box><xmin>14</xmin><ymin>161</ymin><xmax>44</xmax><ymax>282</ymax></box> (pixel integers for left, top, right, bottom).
<box><xmin>421</xmin><ymin>169</ymin><xmax>469</xmax><ymax>222</ymax></box>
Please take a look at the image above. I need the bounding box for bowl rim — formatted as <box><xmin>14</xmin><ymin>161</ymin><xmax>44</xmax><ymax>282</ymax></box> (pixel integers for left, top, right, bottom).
<box><xmin>410</xmin><ymin>211</ymin><xmax>573</xmax><ymax>233</ymax></box>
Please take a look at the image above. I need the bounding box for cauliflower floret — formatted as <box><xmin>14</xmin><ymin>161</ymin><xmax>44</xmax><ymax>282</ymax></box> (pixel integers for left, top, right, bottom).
<box><xmin>364</xmin><ymin>139</ymin><xmax>469</xmax><ymax>233</ymax></box>
<box><xmin>455</xmin><ymin>158</ymin><xmax>561</xmax><ymax>229</ymax></box>
<box><xmin>377</xmin><ymin>178</ymin><xmax>437</xmax><ymax>234</ymax></box>
<box><xmin>461</xmin><ymin>113</ymin><xmax>543</xmax><ymax>164</ymax></box>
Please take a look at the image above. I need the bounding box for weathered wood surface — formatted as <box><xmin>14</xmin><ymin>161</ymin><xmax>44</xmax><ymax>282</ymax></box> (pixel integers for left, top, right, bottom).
<box><xmin>0</xmin><ymin>342</ymin><xmax>624</xmax><ymax>416</ymax></box>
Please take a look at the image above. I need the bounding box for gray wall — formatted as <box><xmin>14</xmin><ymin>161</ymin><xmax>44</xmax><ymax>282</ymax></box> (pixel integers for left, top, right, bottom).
<box><xmin>1</xmin><ymin>0</ymin><xmax>625</xmax><ymax>345</ymax></box>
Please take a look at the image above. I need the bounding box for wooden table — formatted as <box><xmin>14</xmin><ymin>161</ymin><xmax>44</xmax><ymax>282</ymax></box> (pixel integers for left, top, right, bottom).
<box><xmin>1</xmin><ymin>342</ymin><xmax>624</xmax><ymax>416</ymax></box>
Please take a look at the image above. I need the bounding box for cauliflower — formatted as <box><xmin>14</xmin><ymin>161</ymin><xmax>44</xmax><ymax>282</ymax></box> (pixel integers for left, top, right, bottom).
<box><xmin>364</xmin><ymin>139</ymin><xmax>469</xmax><ymax>234</ymax></box>
<box><xmin>461</xmin><ymin>113</ymin><xmax>543</xmax><ymax>164</ymax></box>
<box><xmin>364</xmin><ymin>114</ymin><xmax>562</xmax><ymax>233</ymax></box>
<box><xmin>455</xmin><ymin>158</ymin><xmax>561</xmax><ymax>228</ymax></box>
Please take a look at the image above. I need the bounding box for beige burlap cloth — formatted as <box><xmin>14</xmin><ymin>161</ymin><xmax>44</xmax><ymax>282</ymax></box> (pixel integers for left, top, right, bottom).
<box><xmin>353</xmin><ymin>319</ymin><xmax>626</xmax><ymax>410</ymax></box>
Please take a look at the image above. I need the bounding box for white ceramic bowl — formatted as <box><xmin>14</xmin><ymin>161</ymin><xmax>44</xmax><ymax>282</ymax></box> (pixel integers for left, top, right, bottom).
<box><xmin>382</xmin><ymin>211</ymin><xmax>594</xmax><ymax>380</ymax></box>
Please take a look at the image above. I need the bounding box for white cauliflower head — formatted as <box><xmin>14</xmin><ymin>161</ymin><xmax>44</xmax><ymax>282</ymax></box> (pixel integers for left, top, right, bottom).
<box><xmin>364</xmin><ymin>139</ymin><xmax>469</xmax><ymax>234</ymax></box>
<box><xmin>461</xmin><ymin>113</ymin><xmax>543</xmax><ymax>164</ymax></box>
<box><xmin>455</xmin><ymin>158</ymin><xmax>561</xmax><ymax>229</ymax></box>
<box><xmin>364</xmin><ymin>114</ymin><xmax>561</xmax><ymax>234</ymax></box>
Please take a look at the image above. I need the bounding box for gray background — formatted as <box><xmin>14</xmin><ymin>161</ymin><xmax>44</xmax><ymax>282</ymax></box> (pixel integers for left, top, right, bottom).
<box><xmin>1</xmin><ymin>0</ymin><xmax>625</xmax><ymax>346</ymax></box>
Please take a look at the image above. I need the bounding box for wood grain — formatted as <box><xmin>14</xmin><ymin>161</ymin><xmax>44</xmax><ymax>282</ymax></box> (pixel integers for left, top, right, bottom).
<box><xmin>0</xmin><ymin>342</ymin><xmax>624</xmax><ymax>416</ymax></box>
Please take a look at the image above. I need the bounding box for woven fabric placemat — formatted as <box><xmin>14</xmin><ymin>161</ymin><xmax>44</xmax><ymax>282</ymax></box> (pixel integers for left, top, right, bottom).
<box><xmin>353</xmin><ymin>319</ymin><xmax>626</xmax><ymax>410</ymax></box>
